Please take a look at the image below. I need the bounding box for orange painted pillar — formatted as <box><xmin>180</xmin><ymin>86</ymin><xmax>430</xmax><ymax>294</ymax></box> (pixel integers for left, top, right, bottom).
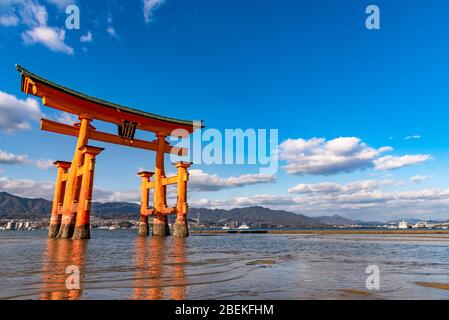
<box><xmin>48</xmin><ymin>161</ymin><xmax>71</xmax><ymax>238</ymax></box>
<box><xmin>72</xmin><ymin>145</ymin><xmax>103</xmax><ymax>240</ymax></box>
<box><xmin>173</xmin><ymin>162</ymin><xmax>191</xmax><ymax>237</ymax></box>
<box><xmin>57</xmin><ymin>115</ymin><xmax>92</xmax><ymax>239</ymax></box>
<box><xmin>137</xmin><ymin>171</ymin><xmax>154</xmax><ymax>236</ymax></box>
<box><xmin>153</xmin><ymin>133</ymin><xmax>170</xmax><ymax>236</ymax></box>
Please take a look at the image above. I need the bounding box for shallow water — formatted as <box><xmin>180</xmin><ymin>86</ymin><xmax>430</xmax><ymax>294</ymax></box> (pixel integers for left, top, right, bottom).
<box><xmin>0</xmin><ymin>230</ymin><xmax>449</xmax><ymax>300</ymax></box>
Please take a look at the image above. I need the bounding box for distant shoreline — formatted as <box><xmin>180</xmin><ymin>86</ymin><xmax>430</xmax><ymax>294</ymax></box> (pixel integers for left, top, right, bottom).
<box><xmin>190</xmin><ymin>229</ymin><xmax>449</xmax><ymax>235</ymax></box>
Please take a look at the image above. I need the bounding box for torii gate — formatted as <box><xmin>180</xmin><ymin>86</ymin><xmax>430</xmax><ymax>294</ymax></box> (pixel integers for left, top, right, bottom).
<box><xmin>16</xmin><ymin>65</ymin><xmax>203</xmax><ymax>239</ymax></box>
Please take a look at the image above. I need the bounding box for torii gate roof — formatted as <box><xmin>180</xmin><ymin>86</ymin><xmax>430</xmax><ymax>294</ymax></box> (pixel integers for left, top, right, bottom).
<box><xmin>17</xmin><ymin>64</ymin><xmax>203</xmax><ymax>136</ymax></box>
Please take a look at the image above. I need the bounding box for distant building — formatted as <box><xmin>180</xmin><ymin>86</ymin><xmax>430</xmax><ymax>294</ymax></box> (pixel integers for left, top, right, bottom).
<box><xmin>6</xmin><ymin>221</ymin><xmax>16</xmax><ymax>230</ymax></box>
<box><xmin>398</xmin><ymin>220</ymin><xmax>411</xmax><ymax>229</ymax></box>
<box><xmin>413</xmin><ymin>221</ymin><xmax>429</xmax><ymax>229</ymax></box>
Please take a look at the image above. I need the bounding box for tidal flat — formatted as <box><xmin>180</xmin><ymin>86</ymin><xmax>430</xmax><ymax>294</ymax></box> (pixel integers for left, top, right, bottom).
<box><xmin>0</xmin><ymin>230</ymin><xmax>449</xmax><ymax>300</ymax></box>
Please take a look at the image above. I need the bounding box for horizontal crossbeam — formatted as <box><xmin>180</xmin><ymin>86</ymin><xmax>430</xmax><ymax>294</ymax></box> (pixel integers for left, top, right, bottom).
<box><xmin>41</xmin><ymin>119</ymin><xmax>188</xmax><ymax>156</ymax></box>
<box><xmin>141</xmin><ymin>207</ymin><xmax>179</xmax><ymax>216</ymax></box>
<box><xmin>143</xmin><ymin>173</ymin><xmax>189</xmax><ymax>190</ymax></box>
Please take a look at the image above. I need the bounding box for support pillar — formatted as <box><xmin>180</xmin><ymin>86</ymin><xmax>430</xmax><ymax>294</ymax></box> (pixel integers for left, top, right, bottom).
<box><xmin>137</xmin><ymin>171</ymin><xmax>154</xmax><ymax>236</ymax></box>
<box><xmin>173</xmin><ymin>162</ymin><xmax>191</xmax><ymax>237</ymax></box>
<box><xmin>73</xmin><ymin>146</ymin><xmax>104</xmax><ymax>240</ymax></box>
<box><xmin>57</xmin><ymin>115</ymin><xmax>92</xmax><ymax>239</ymax></box>
<box><xmin>152</xmin><ymin>133</ymin><xmax>170</xmax><ymax>236</ymax></box>
<box><xmin>48</xmin><ymin>161</ymin><xmax>71</xmax><ymax>238</ymax></box>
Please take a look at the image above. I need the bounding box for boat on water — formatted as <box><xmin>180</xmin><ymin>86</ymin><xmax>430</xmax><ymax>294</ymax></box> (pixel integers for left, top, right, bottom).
<box><xmin>238</xmin><ymin>223</ymin><xmax>250</xmax><ymax>230</ymax></box>
<box><xmin>222</xmin><ymin>225</ymin><xmax>231</xmax><ymax>230</ymax></box>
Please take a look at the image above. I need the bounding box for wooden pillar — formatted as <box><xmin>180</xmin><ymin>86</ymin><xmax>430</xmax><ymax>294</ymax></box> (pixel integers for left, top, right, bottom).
<box><xmin>57</xmin><ymin>115</ymin><xmax>92</xmax><ymax>239</ymax></box>
<box><xmin>48</xmin><ymin>161</ymin><xmax>71</xmax><ymax>238</ymax></box>
<box><xmin>153</xmin><ymin>133</ymin><xmax>170</xmax><ymax>236</ymax></box>
<box><xmin>173</xmin><ymin>162</ymin><xmax>191</xmax><ymax>237</ymax></box>
<box><xmin>72</xmin><ymin>145</ymin><xmax>103</xmax><ymax>240</ymax></box>
<box><xmin>137</xmin><ymin>171</ymin><xmax>154</xmax><ymax>236</ymax></box>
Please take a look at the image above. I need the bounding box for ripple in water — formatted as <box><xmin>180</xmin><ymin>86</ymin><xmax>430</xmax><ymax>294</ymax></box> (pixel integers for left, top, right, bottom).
<box><xmin>0</xmin><ymin>230</ymin><xmax>449</xmax><ymax>299</ymax></box>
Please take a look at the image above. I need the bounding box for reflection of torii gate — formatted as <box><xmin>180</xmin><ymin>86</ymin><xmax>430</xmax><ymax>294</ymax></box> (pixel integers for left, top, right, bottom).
<box><xmin>17</xmin><ymin>65</ymin><xmax>203</xmax><ymax>239</ymax></box>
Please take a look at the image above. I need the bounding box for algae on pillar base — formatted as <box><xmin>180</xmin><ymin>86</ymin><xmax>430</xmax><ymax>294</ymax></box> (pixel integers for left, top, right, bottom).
<box><xmin>138</xmin><ymin>216</ymin><xmax>150</xmax><ymax>236</ymax></box>
<box><xmin>48</xmin><ymin>223</ymin><xmax>61</xmax><ymax>239</ymax></box>
<box><xmin>72</xmin><ymin>224</ymin><xmax>90</xmax><ymax>240</ymax></box>
<box><xmin>152</xmin><ymin>215</ymin><xmax>170</xmax><ymax>236</ymax></box>
<box><xmin>173</xmin><ymin>221</ymin><xmax>189</xmax><ymax>237</ymax></box>
<box><xmin>57</xmin><ymin>219</ymin><xmax>76</xmax><ymax>239</ymax></box>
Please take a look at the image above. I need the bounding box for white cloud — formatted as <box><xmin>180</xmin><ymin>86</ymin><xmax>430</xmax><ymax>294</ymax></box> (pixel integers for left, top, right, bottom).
<box><xmin>106</xmin><ymin>25</ymin><xmax>117</xmax><ymax>38</ymax></box>
<box><xmin>45</xmin><ymin>0</ymin><xmax>75</xmax><ymax>10</ymax></box>
<box><xmin>374</xmin><ymin>155</ymin><xmax>431</xmax><ymax>171</ymax></box>
<box><xmin>143</xmin><ymin>0</ymin><xmax>164</xmax><ymax>23</ymax></box>
<box><xmin>191</xmin><ymin>194</ymin><xmax>301</xmax><ymax>209</ymax></box>
<box><xmin>34</xmin><ymin>159</ymin><xmax>54</xmax><ymax>170</ymax></box>
<box><xmin>0</xmin><ymin>0</ymin><xmax>74</xmax><ymax>54</ymax></box>
<box><xmin>288</xmin><ymin>179</ymin><xmax>392</xmax><ymax>195</ymax></box>
<box><xmin>0</xmin><ymin>176</ymin><xmax>55</xmax><ymax>199</ymax></box>
<box><xmin>93</xmin><ymin>187</ymin><xmax>141</xmax><ymax>203</ymax></box>
<box><xmin>404</xmin><ymin>135</ymin><xmax>421</xmax><ymax>140</ymax></box>
<box><xmin>0</xmin><ymin>148</ymin><xmax>55</xmax><ymax>170</ymax></box>
<box><xmin>189</xmin><ymin>169</ymin><xmax>275</xmax><ymax>191</ymax></box>
<box><xmin>18</xmin><ymin>0</ymin><xmax>48</xmax><ymax>26</ymax></box>
<box><xmin>280</xmin><ymin>137</ymin><xmax>392</xmax><ymax>175</ymax></box>
<box><xmin>0</xmin><ymin>14</ymin><xmax>19</xmax><ymax>26</ymax></box>
<box><xmin>0</xmin><ymin>90</ymin><xmax>41</xmax><ymax>133</ymax></box>
<box><xmin>0</xmin><ymin>150</ymin><xmax>28</xmax><ymax>165</ymax></box>
<box><xmin>80</xmin><ymin>31</ymin><xmax>92</xmax><ymax>42</ymax></box>
<box><xmin>194</xmin><ymin>179</ymin><xmax>449</xmax><ymax>221</ymax></box>
<box><xmin>22</xmin><ymin>25</ymin><xmax>73</xmax><ymax>54</ymax></box>
<box><xmin>280</xmin><ymin>136</ymin><xmax>432</xmax><ymax>175</ymax></box>
<box><xmin>48</xmin><ymin>111</ymin><xmax>78</xmax><ymax>125</ymax></box>
<box><xmin>0</xmin><ymin>175</ymin><xmax>142</xmax><ymax>202</ymax></box>
<box><xmin>411</xmin><ymin>174</ymin><xmax>432</xmax><ymax>184</ymax></box>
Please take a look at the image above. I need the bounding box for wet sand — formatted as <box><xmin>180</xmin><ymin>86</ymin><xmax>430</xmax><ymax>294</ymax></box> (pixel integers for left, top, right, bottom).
<box><xmin>416</xmin><ymin>282</ymin><xmax>449</xmax><ymax>291</ymax></box>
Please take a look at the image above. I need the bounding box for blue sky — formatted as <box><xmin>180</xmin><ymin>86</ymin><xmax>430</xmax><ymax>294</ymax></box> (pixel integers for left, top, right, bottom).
<box><xmin>1</xmin><ymin>0</ymin><xmax>449</xmax><ymax>221</ymax></box>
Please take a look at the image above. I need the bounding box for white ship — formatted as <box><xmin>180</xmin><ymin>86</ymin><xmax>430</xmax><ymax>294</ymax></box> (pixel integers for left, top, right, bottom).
<box><xmin>398</xmin><ymin>220</ymin><xmax>410</xmax><ymax>229</ymax></box>
<box><xmin>413</xmin><ymin>221</ymin><xmax>429</xmax><ymax>229</ymax></box>
<box><xmin>222</xmin><ymin>225</ymin><xmax>231</xmax><ymax>230</ymax></box>
<box><xmin>238</xmin><ymin>223</ymin><xmax>250</xmax><ymax>230</ymax></box>
<box><xmin>6</xmin><ymin>221</ymin><xmax>16</xmax><ymax>230</ymax></box>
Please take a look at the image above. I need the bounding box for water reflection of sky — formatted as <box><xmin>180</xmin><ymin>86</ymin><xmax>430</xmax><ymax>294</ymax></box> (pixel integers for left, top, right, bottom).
<box><xmin>0</xmin><ymin>230</ymin><xmax>449</xmax><ymax>300</ymax></box>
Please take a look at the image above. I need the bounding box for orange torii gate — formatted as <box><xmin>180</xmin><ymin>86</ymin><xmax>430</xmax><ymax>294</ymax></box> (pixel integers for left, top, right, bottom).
<box><xmin>16</xmin><ymin>65</ymin><xmax>203</xmax><ymax>239</ymax></box>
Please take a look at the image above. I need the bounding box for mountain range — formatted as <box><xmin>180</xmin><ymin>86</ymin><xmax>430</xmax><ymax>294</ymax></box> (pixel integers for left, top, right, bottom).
<box><xmin>0</xmin><ymin>191</ymin><xmax>429</xmax><ymax>227</ymax></box>
<box><xmin>0</xmin><ymin>192</ymin><xmax>327</xmax><ymax>227</ymax></box>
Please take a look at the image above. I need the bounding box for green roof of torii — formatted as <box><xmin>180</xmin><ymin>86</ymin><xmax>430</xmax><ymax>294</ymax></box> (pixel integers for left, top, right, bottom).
<box><xmin>16</xmin><ymin>64</ymin><xmax>203</xmax><ymax>128</ymax></box>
